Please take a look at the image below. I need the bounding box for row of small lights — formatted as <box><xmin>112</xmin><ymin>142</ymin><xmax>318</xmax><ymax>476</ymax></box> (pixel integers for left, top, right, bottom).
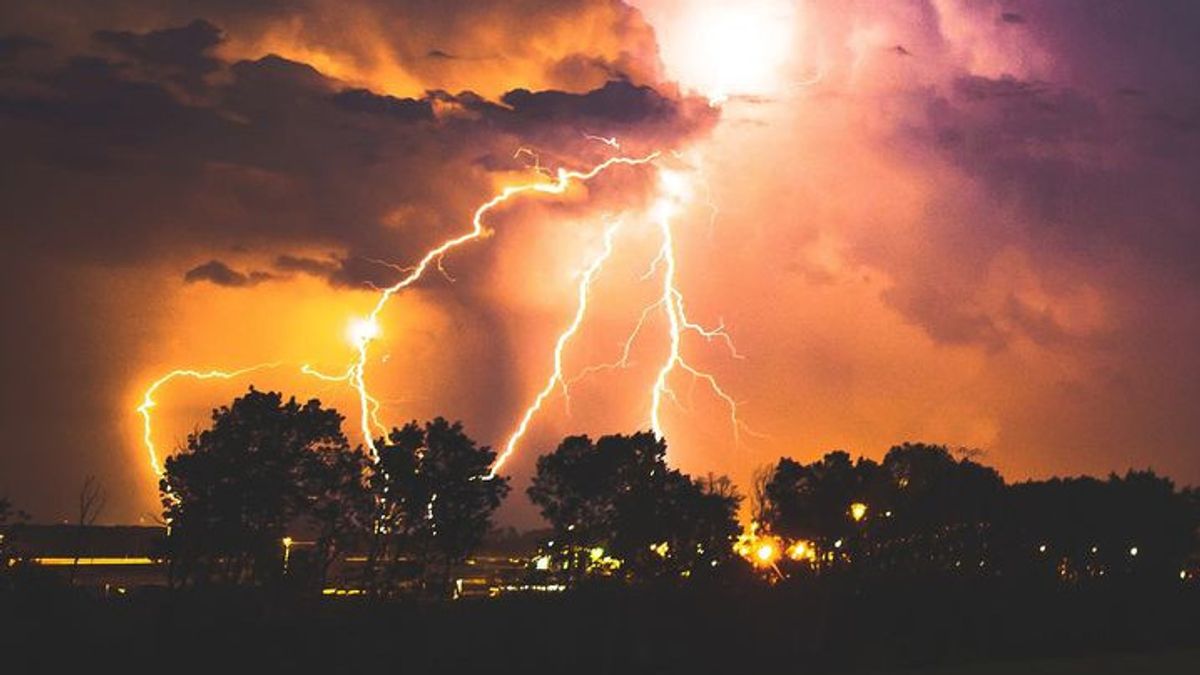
<box><xmin>733</xmin><ymin>503</ymin><xmax>1192</xmax><ymax>581</ymax></box>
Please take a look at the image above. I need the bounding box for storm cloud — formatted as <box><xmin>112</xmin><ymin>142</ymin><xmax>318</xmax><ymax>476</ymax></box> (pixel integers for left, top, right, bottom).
<box><xmin>2</xmin><ymin>0</ymin><xmax>1198</xmax><ymax>527</ymax></box>
<box><xmin>0</xmin><ymin>0</ymin><xmax>712</xmax><ymax>522</ymax></box>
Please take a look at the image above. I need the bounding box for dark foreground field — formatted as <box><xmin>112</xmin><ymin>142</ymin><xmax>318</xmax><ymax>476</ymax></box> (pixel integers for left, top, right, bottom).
<box><xmin>3</xmin><ymin>578</ymin><xmax>1199</xmax><ymax>674</ymax></box>
<box><xmin>877</xmin><ymin>649</ymin><xmax>1200</xmax><ymax>675</ymax></box>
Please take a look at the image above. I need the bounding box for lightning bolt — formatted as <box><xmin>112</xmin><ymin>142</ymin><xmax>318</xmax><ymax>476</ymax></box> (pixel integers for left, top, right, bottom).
<box><xmin>137</xmin><ymin>364</ymin><xmax>279</xmax><ymax>478</ymax></box>
<box><xmin>492</xmin><ymin>164</ymin><xmax>753</xmax><ymax>475</ymax></box>
<box><xmin>138</xmin><ymin>147</ymin><xmax>750</xmax><ymax>490</ymax></box>
<box><xmin>299</xmin><ymin>363</ymin><xmax>389</xmax><ymax>438</ymax></box>
<box><xmin>583</xmin><ymin>133</ymin><xmax>621</xmax><ymax>149</ymax></box>
<box><xmin>141</xmin><ymin>151</ymin><xmax>661</xmax><ymax>480</ymax></box>
<box><xmin>346</xmin><ymin>152</ymin><xmax>659</xmax><ymax>461</ymax></box>
<box><xmin>490</xmin><ymin>219</ymin><xmax>622</xmax><ymax>477</ymax></box>
<box><xmin>647</xmin><ymin>169</ymin><xmax>748</xmax><ymax>445</ymax></box>
<box><xmin>564</xmin><ymin>299</ymin><xmax>659</xmax><ymax>386</ymax></box>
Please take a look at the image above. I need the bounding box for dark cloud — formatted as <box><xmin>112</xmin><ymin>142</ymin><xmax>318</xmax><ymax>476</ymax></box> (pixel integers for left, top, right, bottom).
<box><xmin>0</xmin><ymin>22</ymin><xmax>710</xmax><ymax>285</ymax></box>
<box><xmin>1003</xmin><ymin>296</ymin><xmax>1077</xmax><ymax>349</ymax></box>
<box><xmin>184</xmin><ymin>259</ymin><xmax>274</xmax><ymax>286</ymax></box>
<box><xmin>862</xmin><ymin>4</ymin><xmax>1200</xmax><ymax>351</ymax></box>
<box><xmin>331</xmin><ymin>89</ymin><xmax>434</xmax><ymax>121</ymax></box>
<box><xmin>0</xmin><ymin>0</ymin><xmax>669</xmax><ymax>95</ymax></box>
<box><xmin>93</xmin><ymin>19</ymin><xmax>223</xmax><ymax>75</ymax></box>
<box><xmin>501</xmin><ymin>79</ymin><xmax>683</xmax><ymax>124</ymax></box>
<box><xmin>274</xmin><ymin>254</ymin><xmax>340</xmax><ymax>279</ymax></box>
<box><xmin>883</xmin><ymin>285</ymin><xmax>1008</xmax><ymax>352</ymax></box>
<box><xmin>911</xmin><ymin>72</ymin><xmax>1199</xmax><ymax>285</ymax></box>
<box><xmin>953</xmin><ymin>75</ymin><xmax>1046</xmax><ymax>101</ymax></box>
<box><xmin>273</xmin><ymin>254</ymin><xmax>401</xmax><ymax>290</ymax></box>
<box><xmin>0</xmin><ymin>34</ymin><xmax>49</xmax><ymax>61</ymax></box>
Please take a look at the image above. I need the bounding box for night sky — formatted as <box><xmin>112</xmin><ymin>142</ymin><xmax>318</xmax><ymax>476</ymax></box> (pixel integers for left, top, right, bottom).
<box><xmin>2</xmin><ymin>0</ymin><xmax>1198</xmax><ymax>525</ymax></box>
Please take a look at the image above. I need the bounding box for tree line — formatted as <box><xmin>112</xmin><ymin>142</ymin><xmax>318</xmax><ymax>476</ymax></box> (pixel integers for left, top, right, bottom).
<box><xmin>4</xmin><ymin>387</ymin><xmax>1197</xmax><ymax>597</ymax></box>
<box><xmin>751</xmin><ymin>445</ymin><xmax>1198</xmax><ymax>584</ymax></box>
<box><xmin>155</xmin><ymin>388</ymin><xmax>744</xmax><ymax>595</ymax></box>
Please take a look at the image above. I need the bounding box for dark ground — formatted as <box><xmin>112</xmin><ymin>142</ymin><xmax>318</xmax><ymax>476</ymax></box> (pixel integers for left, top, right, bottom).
<box><xmin>2</xmin><ymin>577</ymin><xmax>1198</xmax><ymax>674</ymax></box>
<box><xmin>874</xmin><ymin>650</ymin><xmax>1200</xmax><ymax>675</ymax></box>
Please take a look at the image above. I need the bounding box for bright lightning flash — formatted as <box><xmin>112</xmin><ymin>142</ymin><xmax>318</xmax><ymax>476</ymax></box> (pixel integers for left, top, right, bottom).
<box><xmin>138</xmin><ymin>146</ymin><xmax>749</xmax><ymax>487</ymax></box>
<box><xmin>492</xmin><ymin>220</ymin><xmax>623</xmax><ymax>476</ymax></box>
<box><xmin>656</xmin><ymin>0</ymin><xmax>797</xmax><ymax>104</ymax></box>
<box><xmin>345</xmin><ymin>152</ymin><xmax>659</xmax><ymax>460</ymax></box>
<box><xmin>139</xmin><ymin>151</ymin><xmax>664</xmax><ymax>475</ymax></box>
<box><xmin>493</xmin><ymin>165</ymin><xmax>752</xmax><ymax>475</ymax></box>
<box><xmin>647</xmin><ymin>170</ymin><xmax>747</xmax><ymax>443</ymax></box>
<box><xmin>138</xmin><ymin>364</ymin><xmax>279</xmax><ymax>477</ymax></box>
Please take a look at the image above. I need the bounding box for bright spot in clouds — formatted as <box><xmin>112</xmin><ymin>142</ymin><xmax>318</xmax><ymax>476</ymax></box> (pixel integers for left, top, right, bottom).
<box><xmin>651</xmin><ymin>0</ymin><xmax>798</xmax><ymax>103</ymax></box>
<box><xmin>347</xmin><ymin>317</ymin><xmax>381</xmax><ymax>347</ymax></box>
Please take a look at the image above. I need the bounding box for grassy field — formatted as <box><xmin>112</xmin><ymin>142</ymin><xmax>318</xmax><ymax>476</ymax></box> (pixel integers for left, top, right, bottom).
<box><xmin>4</xmin><ymin>577</ymin><xmax>1198</xmax><ymax>673</ymax></box>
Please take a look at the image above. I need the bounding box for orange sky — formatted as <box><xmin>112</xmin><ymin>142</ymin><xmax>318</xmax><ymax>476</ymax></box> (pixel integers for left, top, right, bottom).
<box><xmin>2</xmin><ymin>0</ymin><xmax>1198</xmax><ymax>525</ymax></box>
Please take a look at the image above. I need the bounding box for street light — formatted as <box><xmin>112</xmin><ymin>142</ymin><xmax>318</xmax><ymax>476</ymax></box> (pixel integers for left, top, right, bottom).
<box><xmin>282</xmin><ymin>536</ymin><xmax>293</xmax><ymax>573</ymax></box>
<box><xmin>849</xmin><ymin>502</ymin><xmax>868</xmax><ymax>522</ymax></box>
<box><xmin>755</xmin><ymin>542</ymin><xmax>777</xmax><ymax>564</ymax></box>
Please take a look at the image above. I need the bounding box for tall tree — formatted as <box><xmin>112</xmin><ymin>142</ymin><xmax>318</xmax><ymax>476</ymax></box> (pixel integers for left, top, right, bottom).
<box><xmin>161</xmin><ymin>387</ymin><xmax>371</xmax><ymax>587</ymax></box>
<box><xmin>764</xmin><ymin>451</ymin><xmax>878</xmax><ymax>543</ymax></box>
<box><xmin>298</xmin><ymin>441</ymin><xmax>374</xmax><ymax>590</ymax></box>
<box><xmin>374</xmin><ymin>418</ymin><xmax>510</xmax><ymax>596</ymax></box>
<box><xmin>761</xmin><ymin>443</ymin><xmax>1004</xmax><ymax>574</ymax></box>
<box><xmin>529</xmin><ymin>432</ymin><xmax>742</xmax><ymax>584</ymax></box>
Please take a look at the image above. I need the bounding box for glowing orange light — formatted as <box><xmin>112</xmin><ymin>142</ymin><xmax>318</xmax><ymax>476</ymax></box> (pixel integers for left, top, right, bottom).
<box><xmin>735</xmin><ymin>522</ymin><xmax>785</xmax><ymax>579</ymax></box>
<box><xmin>347</xmin><ymin>317</ymin><xmax>381</xmax><ymax>347</ymax></box>
<box><xmin>32</xmin><ymin>557</ymin><xmax>156</xmax><ymax>566</ymax></box>
<box><xmin>755</xmin><ymin>542</ymin><xmax>777</xmax><ymax>563</ymax></box>
<box><xmin>849</xmin><ymin>502</ymin><xmax>868</xmax><ymax>522</ymax></box>
<box><xmin>787</xmin><ymin>540</ymin><xmax>816</xmax><ymax>562</ymax></box>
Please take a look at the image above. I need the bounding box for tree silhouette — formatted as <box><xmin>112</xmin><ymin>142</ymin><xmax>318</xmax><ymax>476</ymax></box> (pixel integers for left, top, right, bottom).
<box><xmin>374</xmin><ymin>418</ymin><xmax>510</xmax><ymax>596</ymax></box>
<box><xmin>749</xmin><ymin>463</ymin><xmax>774</xmax><ymax>524</ymax></box>
<box><xmin>998</xmin><ymin>470</ymin><xmax>1196</xmax><ymax>581</ymax></box>
<box><xmin>874</xmin><ymin>442</ymin><xmax>1004</xmax><ymax>573</ymax></box>
<box><xmin>762</xmin><ymin>443</ymin><xmax>1006</xmax><ymax>574</ymax></box>
<box><xmin>0</xmin><ymin>496</ymin><xmax>30</xmax><ymax>592</ymax></box>
<box><xmin>299</xmin><ymin>439</ymin><xmax>374</xmax><ymax>589</ymax></box>
<box><xmin>528</xmin><ymin>432</ymin><xmax>741</xmax><ymax>584</ymax></box>
<box><xmin>1</xmin><ymin>495</ymin><xmax>28</xmax><ymax>555</ymax></box>
<box><xmin>757</xmin><ymin>443</ymin><xmax>1200</xmax><ymax>581</ymax></box>
<box><xmin>0</xmin><ymin>496</ymin><xmax>26</xmax><ymax>528</ymax></box>
<box><xmin>71</xmin><ymin>475</ymin><xmax>107</xmax><ymax>585</ymax></box>
<box><xmin>161</xmin><ymin>387</ymin><xmax>370</xmax><ymax>587</ymax></box>
<box><xmin>764</xmin><ymin>451</ymin><xmax>877</xmax><ymax>543</ymax></box>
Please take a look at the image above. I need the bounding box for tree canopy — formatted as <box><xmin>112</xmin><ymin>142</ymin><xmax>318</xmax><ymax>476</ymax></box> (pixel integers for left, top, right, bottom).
<box><xmin>161</xmin><ymin>387</ymin><xmax>372</xmax><ymax>587</ymax></box>
<box><xmin>374</xmin><ymin>417</ymin><xmax>510</xmax><ymax>595</ymax></box>
<box><xmin>759</xmin><ymin>443</ymin><xmax>1196</xmax><ymax>581</ymax></box>
<box><xmin>528</xmin><ymin>431</ymin><xmax>741</xmax><ymax>584</ymax></box>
